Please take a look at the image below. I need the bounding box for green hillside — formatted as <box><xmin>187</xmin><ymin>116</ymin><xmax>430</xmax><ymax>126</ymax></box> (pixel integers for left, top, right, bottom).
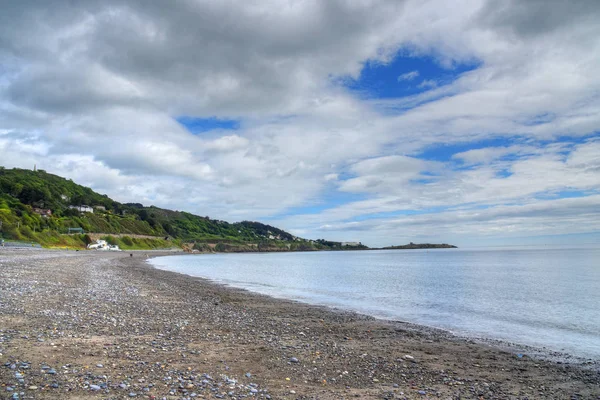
<box><xmin>0</xmin><ymin>167</ymin><xmax>359</xmax><ymax>251</ymax></box>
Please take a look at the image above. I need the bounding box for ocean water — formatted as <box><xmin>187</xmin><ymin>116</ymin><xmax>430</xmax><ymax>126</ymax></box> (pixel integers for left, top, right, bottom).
<box><xmin>149</xmin><ymin>247</ymin><xmax>600</xmax><ymax>360</ymax></box>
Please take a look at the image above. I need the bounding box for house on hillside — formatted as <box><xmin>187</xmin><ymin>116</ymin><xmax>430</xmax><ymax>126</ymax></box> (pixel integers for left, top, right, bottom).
<box><xmin>93</xmin><ymin>205</ymin><xmax>106</xmax><ymax>211</ymax></box>
<box><xmin>69</xmin><ymin>205</ymin><xmax>94</xmax><ymax>213</ymax></box>
<box><xmin>32</xmin><ymin>208</ymin><xmax>52</xmax><ymax>218</ymax></box>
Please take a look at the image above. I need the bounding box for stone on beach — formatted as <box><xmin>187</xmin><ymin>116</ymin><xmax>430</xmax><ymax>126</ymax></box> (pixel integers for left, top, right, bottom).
<box><xmin>0</xmin><ymin>250</ymin><xmax>598</xmax><ymax>399</ymax></box>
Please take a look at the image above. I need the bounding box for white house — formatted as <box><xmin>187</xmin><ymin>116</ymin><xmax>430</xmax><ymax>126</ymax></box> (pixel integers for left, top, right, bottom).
<box><xmin>88</xmin><ymin>240</ymin><xmax>108</xmax><ymax>249</ymax></box>
<box><xmin>69</xmin><ymin>205</ymin><xmax>94</xmax><ymax>213</ymax></box>
<box><xmin>87</xmin><ymin>240</ymin><xmax>121</xmax><ymax>251</ymax></box>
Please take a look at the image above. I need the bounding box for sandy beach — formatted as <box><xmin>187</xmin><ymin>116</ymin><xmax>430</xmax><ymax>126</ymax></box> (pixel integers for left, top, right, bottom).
<box><xmin>0</xmin><ymin>250</ymin><xmax>599</xmax><ymax>399</ymax></box>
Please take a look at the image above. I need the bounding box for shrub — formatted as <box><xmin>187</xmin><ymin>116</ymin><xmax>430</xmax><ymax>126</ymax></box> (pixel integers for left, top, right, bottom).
<box><xmin>103</xmin><ymin>235</ymin><xmax>117</xmax><ymax>245</ymax></box>
<box><xmin>121</xmin><ymin>236</ymin><xmax>134</xmax><ymax>246</ymax></box>
<box><xmin>214</xmin><ymin>242</ymin><xmax>226</xmax><ymax>252</ymax></box>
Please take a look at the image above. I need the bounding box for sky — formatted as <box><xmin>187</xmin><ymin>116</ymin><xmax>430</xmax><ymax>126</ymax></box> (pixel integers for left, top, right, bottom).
<box><xmin>0</xmin><ymin>0</ymin><xmax>599</xmax><ymax>247</ymax></box>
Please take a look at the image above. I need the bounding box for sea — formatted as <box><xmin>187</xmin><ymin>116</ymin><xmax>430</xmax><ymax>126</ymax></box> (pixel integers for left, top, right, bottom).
<box><xmin>149</xmin><ymin>246</ymin><xmax>600</xmax><ymax>360</ymax></box>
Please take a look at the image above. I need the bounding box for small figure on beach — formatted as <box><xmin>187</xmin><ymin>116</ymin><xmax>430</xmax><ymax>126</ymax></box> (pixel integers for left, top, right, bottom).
<box><xmin>130</xmin><ymin>253</ymin><xmax>133</xmax><ymax>257</ymax></box>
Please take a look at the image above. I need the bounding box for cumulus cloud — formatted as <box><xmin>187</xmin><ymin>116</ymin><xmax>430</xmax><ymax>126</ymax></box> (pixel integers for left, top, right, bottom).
<box><xmin>272</xmin><ymin>139</ymin><xmax>600</xmax><ymax>244</ymax></box>
<box><xmin>0</xmin><ymin>0</ymin><xmax>599</xmax><ymax>246</ymax></box>
<box><xmin>202</xmin><ymin>135</ymin><xmax>250</xmax><ymax>152</ymax></box>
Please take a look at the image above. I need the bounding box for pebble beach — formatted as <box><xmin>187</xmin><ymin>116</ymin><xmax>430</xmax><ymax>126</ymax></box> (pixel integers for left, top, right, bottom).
<box><xmin>0</xmin><ymin>250</ymin><xmax>599</xmax><ymax>399</ymax></box>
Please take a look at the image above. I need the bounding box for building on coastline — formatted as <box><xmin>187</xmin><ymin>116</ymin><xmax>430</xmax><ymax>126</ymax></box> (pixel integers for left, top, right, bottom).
<box><xmin>87</xmin><ymin>239</ymin><xmax>121</xmax><ymax>251</ymax></box>
<box><xmin>32</xmin><ymin>208</ymin><xmax>52</xmax><ymax>218</ymax></box>
<box><xmin>69</xmin><ymin>205</ymin><xmax>94</xmax><ymax>213</ymax></box>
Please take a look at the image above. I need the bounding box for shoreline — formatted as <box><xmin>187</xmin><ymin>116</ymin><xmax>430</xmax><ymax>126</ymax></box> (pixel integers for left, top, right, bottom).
<box><xmin>1</xmin><ymin>250</ymin><xmax>599</xmax><ymax>399</ymax></box>
<box><xmin>148</xmin><ymin>254</ymin><xmax>600</xmax><ymax>370</ymax></box>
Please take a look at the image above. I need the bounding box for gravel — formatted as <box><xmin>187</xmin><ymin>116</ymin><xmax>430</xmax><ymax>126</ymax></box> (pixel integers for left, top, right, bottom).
<box><xmin>1</xmin><ymin>249</ymin><xmax>599</xmax><ymax>399</ymax></box>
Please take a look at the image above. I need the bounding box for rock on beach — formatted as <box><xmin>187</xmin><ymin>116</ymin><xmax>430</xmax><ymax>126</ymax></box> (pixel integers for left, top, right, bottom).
<box><xmin>0</xmin><ymin>250</ymin><xmax>598</xmax><ymax>399</ymax></box>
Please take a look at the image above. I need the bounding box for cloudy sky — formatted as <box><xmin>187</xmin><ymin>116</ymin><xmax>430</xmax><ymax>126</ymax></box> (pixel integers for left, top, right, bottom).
<box><xmin>1</xmin><ymin>0</ymin><xmax>599</xmax><ymax>247</ymax></box>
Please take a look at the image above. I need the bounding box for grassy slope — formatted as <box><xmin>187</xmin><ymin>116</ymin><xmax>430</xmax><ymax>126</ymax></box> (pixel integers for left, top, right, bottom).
<box><xmin>0</xmin><ymin>167</ymin><xmax>351</xmax><ymax>250</ymax></box>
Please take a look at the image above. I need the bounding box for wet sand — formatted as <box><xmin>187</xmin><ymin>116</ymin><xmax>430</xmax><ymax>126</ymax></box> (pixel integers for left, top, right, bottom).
<box><xmin>0</xmin><ymin>250</ymin><xmax>599</xmax><ymax>399</ymax></box>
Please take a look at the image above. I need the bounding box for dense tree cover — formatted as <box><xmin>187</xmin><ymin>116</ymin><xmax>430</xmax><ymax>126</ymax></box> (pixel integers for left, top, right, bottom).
<box><xmin>0</xmin><ymin>167</ymin><xmax>350</xmax><ymax>251</ymax></box>
<box><xmin>237</xmin><ymin>221</ymin><xmax>295</xmax><ymax>241</ymax></box>
<box><xmin>0</xmin><ymin>168</ymin><xmax>114</xmax><ymax>213</ymax></box>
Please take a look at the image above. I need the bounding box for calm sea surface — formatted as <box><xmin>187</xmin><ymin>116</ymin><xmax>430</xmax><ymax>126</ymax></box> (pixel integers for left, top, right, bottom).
<box><xmin>150</xmin><ymin>247</ymin><xmax>600</xmax><ymax>359</ymax></box>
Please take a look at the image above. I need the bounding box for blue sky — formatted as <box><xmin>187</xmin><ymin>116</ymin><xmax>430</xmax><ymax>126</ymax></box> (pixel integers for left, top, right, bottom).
<box><xmin>1</xmin><ymin>0</ymin><xmax>599</xmax><ymax>247</ymax></box>
<box><xmin>177</xmin><ymin>117</ymin><xmax>240</xmax><ymax>133</ymax></box>
<box><xmin>344</xmin><ymin>53</ymin><xmax>480</xmax><ymax>100</ymax></box>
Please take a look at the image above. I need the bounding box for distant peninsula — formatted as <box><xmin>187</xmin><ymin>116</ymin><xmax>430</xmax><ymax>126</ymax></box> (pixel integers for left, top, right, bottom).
<box><xmin>380</xmin><ymin>242</ymin><xmax>457</xmax><ymax>250</ymax></box>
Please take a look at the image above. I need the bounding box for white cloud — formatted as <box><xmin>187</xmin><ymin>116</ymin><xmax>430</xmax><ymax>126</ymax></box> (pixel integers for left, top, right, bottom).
<box><xmin>398</xmin><ymin>70</ymin><xmax>420</xmax><ymax>81</ymax></box>
<box><xmin>417</xmin><ymin>79</ymin><xmax>438</xmax><ymax>89</ymax></box>
<box><xmin>338</xmin><ymin>155</ymin><xmax>432</xmax><ymax>193</ymax></box>
<box><xmin>1</xmin><ymin>0</ymin><xmax>599</xmax><ymax>245</ymax></box>
<box><xmin>202</xmin><ymin>135</ymin><xmax>250</xmax><ymax>152</ymax></box>
<box><xmin>271</xmin><ymin>139</ymin><xmax>600</xmax><ymax>244</ymax></box>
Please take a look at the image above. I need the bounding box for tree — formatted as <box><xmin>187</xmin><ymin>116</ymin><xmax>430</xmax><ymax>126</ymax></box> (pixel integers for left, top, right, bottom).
<box><xmin>138</xmin><ymin>209</ymin><xmax>149</xmax><ymax>221</ymax></box>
